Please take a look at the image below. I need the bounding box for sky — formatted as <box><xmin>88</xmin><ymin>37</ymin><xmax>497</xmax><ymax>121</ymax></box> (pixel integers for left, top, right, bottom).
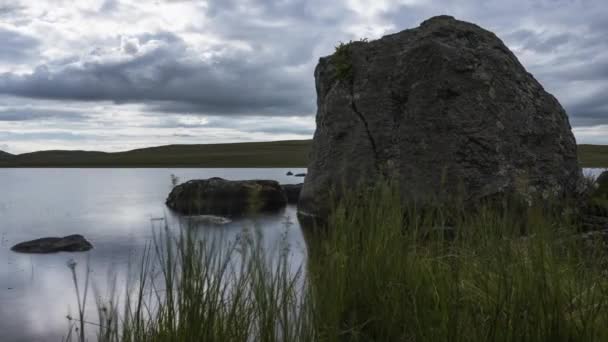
<box><xmin>0</xmin><ymin>0</ymin><xmax>606</xmax><ymax>154</ymax></box>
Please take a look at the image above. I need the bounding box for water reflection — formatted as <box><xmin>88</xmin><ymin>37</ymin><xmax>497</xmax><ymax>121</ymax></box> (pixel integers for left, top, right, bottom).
<box><xmin>584</xmin><ymin>168</ymin><xmax>607</xmax><ymax>179</ymax></box>
<box><xmin>0</xmin><ymin>168</ymin><xmax>306</xmax><ymax>342</ymax></box>
<box><xmin>0</xmin><ymin>167</ymin><xmax>604</xmax><ymax>341</ymax></box>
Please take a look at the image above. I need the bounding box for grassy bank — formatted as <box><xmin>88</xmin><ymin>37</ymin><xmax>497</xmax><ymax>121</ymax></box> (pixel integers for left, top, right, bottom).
<box><xmin>2</xmin><ymin>140</ymin><xmax>608</xmax><ymax>168</ymax></box>
<box><xmin>66</xmin><ymin>184</ymin><xmax>608</xmax><ymax>342</ymax></box>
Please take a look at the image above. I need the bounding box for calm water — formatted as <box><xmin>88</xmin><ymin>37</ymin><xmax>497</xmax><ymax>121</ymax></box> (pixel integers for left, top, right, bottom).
<box><xmin>584</xmin><ymin>168</ymin><xmax>607</xmax><ymax>178</ymax></box>
<box><xmin>0</xmin><ymin>168</ymin><xmax>307</xmax><ymax>342</ymax></box>
<box><xmin>0</xmin><ymin>168</ymin><xmax>605</xmax><ymax>342</ymax></box>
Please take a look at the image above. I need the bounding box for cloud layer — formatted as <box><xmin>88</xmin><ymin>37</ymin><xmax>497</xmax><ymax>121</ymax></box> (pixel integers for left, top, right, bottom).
<box><xmin>0</xmin><ymin>0</ymin><xmax>606</xmax><ymax>153</ymax></box>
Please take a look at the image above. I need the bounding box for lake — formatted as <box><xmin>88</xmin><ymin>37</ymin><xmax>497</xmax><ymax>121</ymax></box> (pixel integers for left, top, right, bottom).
<box><xmin>0</xmin><ymin>167</ymin><xmax>605</xmax><ymax>342</ymax></box>
<box><xmin>0</xmin><ymin>168</ymin><xmax>307</xmax><ymax>342</ymax></box>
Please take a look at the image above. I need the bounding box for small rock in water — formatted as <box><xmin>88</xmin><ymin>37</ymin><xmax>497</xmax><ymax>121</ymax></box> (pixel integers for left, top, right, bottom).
<box><xmin>286</xmin><ymin>171</ymin><xmax>293</xmax><ymax>176</ymax></box>
<box><xmin>184</xmin><ymin>215</ymin><xmax>232</xmax><ymax>225</ymax></box>
<box><xmin>597</xmin><ymin>171</ymin><xmax>608</xmax><ymax>192</ymax></box>
<box><xmin>281</xmin><ymin>183</ymin><xmax>303</xmax><ymax>204</ymax></box>
<box><xmin>11</xmin><ymin>234</ymin><xmax>93</xmax><ymax>254</ymax></box>
<box><xmin>166</xmin><ymin>178</ymin><xmax>287</xmax><ymax>216</ymax></box>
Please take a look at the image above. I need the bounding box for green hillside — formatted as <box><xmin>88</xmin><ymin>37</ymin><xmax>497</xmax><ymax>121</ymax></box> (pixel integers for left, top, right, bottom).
<box><xmin>0</xmin><ymin>150</ymin><xmax>13</xmax><ymax>159</ymax></box>
<box><xmin>0</xmin><ymin>140</ymin><xmax>312</xmax><ymax>167</ymax></box>
<box><xmin>578</xmin><ymin>144</ymin><xmax>608</xmax><ymax>168</ymax></box>
<box><xmin>0</xmin><ymin>140</ymin><xmax>606</xmax><ymax>168</ymax></box>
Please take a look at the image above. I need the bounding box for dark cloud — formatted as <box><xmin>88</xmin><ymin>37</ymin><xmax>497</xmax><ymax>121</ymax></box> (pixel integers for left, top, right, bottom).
<box><xmin>0</xmin><ymin>3</ymin><xmax>30</xmax><ymax>26</ymax></box>
<box><xmin>100</xmin><ymin>0</ymin><xmax>119</xmax><ymax>13</ymax></box>
<box><xmin>0</xmin><ymin>108</ymin><xmax>88</xmax><ymax>122</ymax></box>
<box><xmin>551</xmin><ymin>60</ymin><xmax>608</xmax><ymax>82</ymax></box>
<box><xmin>0</xmin><ymin>27</ymin><xmax>39</xmax><ymax>62</ymax></box>
<box><xmin>565</xmin><ymin>85</ymin><xmax>608</xmax><ymax>127</ymax></box>
<box><xmin>0</xmin><ymin>30</ymin><xmax>315</xmax><ymax>116</ymax></box>
<box><xmin>506</xmin><ymin>30</ymin><xmax>573</xmax><ymax>53</ymax></box>
<box><xmin>0</xmin><ymin>0</ymin><xmax>360</xmax><ymax>120</ymax></box>
<box><xmin>0</xmin><ymin>3</ymin><xmax>25</xmax><ymax>17</ymax></box>
<box><xmin>0</xmin><ymin>131</ymin><xmax>96</xmax><ymax>141</ymax></box>
<box><xmin>0</xmin><ymin>0</ymin><xmax>605</xmax><ymax>149</ymax></box>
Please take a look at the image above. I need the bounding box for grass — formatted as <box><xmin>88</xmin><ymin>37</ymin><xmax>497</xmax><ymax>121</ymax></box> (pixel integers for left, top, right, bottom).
<box><xmin>331</xmin><ymin>38</ymin><xmax>368</xmax><ymax>82</ymax></box>
<box><xmin>1</xmin><ymin>141</ymin><xmax>607</xmax><ymax>168</ymax></box>
<box><xmin>306</xmin><ymin>185</ymin><xmax>608</xmax><ymax>341</ymax></box>
<box><xmin>333</xmin><ymin>42</ymin><xmax>354</xmax><ymax>82</ymax></box>
<box><xmin>578</xmin><ymin>144</ymin><xmax>608</xmax><ymax>168</ymax></box>
<box><xmin>64</xmin><ymin>182</ymin><xmax>608</xmax><ymax>342</ymax></box>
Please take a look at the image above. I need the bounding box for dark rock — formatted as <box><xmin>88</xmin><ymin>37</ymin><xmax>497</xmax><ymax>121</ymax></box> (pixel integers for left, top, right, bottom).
<box><xmin>184</xmin><ymin>215</ymin><xmax>232</xmax><ymax>225</ymax></box>
<box><xmin>11</xmin><ymin>234</ymin><xmax>93</xmax><ymax>253</ymax></box>
<box><xmin>294</xmin><ymin>173</ymin><xmax>306</xmax><ymax>177</ymax></box>
<box><xmin>282</xmin><ymin>183</ymin><xmax>303</xmax><ymax>204</ymax></box>
<box><xmin>166</xmin><ymin>177</ymin><xmax>287</xmax><ymax>216</ymax></box>
<box><xmin>596</xmin><ymin>171</ymin><xmax>608</xmax><ymax>196</ymax></box>
<box><xmin>286</xmin><ymin>171</ymin><xmax>294</xmax><ymax>176</ymax></box>
<box><xmin>582</xmin><ymin>171</ymin><xmax>608</xmax><ymax>227</ymax></box>
<box><xmin>300</xmin><ymin>15</ymin><xmax>583</xmax><ymax>217</ymax></box>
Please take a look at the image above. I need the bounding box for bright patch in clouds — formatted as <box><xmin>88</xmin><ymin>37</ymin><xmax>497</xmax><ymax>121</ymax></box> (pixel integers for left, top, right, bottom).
<box><xmin>0</xmin><ymin>0</ymin><xmax>606</xmax><ymax>153</ymax></box>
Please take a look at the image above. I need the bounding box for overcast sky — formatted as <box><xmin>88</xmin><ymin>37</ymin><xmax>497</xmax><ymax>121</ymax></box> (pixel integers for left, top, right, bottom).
<box><xmin>0</xmin><ymin>0</ymin><xmax>606</xmax><ymax>153</ymax></box>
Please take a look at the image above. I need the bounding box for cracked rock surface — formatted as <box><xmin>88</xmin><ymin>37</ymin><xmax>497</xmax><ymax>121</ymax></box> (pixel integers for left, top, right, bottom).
<box><xmin>299</xmin><ymin>15</ymin><xmax>583</xmax><ymax>218</ymax></box>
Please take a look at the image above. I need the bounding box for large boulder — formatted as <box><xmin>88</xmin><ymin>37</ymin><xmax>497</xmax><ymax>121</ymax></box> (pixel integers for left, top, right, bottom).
<box><xmin>11</xmin><ymin>234</ymin><xmax>93</xmax><ymax>253</ymax></box>
<box><xmin>166</xmin><ymin>177</ymin><xmax>287</xmax><ymax>216</ymax></box>
<box><xmin>299</xmin><ymin>15</ymin><xmax>584</xmax><ymax>217</ymax></box>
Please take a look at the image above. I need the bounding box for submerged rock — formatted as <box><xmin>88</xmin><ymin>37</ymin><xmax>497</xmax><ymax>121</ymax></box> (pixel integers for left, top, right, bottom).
<box><xmin>11</xmin><ymin>234</ymin><xmax>93</xmax><ymax>253</ymax></box>
<box><xmin>166</xmin><ymin>177</ymin><xmax>287</xmax><ymax>216</ymax></box>
<box><xmin>184</xmin><ymin>215</ymin><xmax>232</xmax><ymax>225</ymax></box>
<box><xmin>300</xmin><ymin>15</ymin><xmax>583</xmax><ymax>217</ymax></box>
<box><xmin>282</xmin><ymin>183</ymin><xmax>303</xmax><ymax>204</ymax></box>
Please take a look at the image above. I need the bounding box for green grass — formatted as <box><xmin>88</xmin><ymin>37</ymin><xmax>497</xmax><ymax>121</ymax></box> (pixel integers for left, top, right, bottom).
<box><xmin>1</xmin><ymin>141</ymin><xmax>607</xmax><ymax>168</ymax></box>
<box><xmin>306</xmin><ymin>185</ymin><xmax>608</xmax><ymax>341</ymax></box>
<box><xmin>65</xmin><ymin>182</ymin><xmax>608</xmax><ymax>342</ymax></box>
<box><xmin>578</xmin><ymin>144</ymin><xmax>608</xmax><ymax>168</ymax></box>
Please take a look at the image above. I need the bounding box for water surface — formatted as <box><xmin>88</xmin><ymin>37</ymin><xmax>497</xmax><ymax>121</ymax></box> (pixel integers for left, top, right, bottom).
<box><xmin>0</xmin><ymin>167</ymin><xmax>605</xmax><ymax>341</ymax></box>
<box><xmin>0</xmin><ymin>168</ymin><xmax>307</xmax><ymax>342</ymax></box>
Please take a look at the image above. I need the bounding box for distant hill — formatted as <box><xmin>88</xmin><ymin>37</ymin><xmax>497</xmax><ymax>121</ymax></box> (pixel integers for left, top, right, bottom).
<box><xmin>0</xmin><ymin>150</ymin><xmax>13</xmax><ymax>159</ymax></box>
<box><xmin>578</xmin><ymin>144</ymin><xmax>608</xmax><ymax>168</ymax></box>
<box><xmin>0</xmin><ymin>140</ymin><xmax>312</xmax><ymax>167</ymax></box>
<box><xmin>0</xmin><ymin>140</ymin><xmax>605</xmax><ymax>168</ymax></box>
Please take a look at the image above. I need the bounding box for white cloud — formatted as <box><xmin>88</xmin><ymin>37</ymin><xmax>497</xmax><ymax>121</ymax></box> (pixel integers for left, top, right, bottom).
<box><xmin>0</xmin><ymin>0</ymin><xmax>606</xmax><ymax>153</ymax></box>
<box><xmin>573</xmin><ymin>125</ymin><xmax>608</xmax><ymax>145</ymax></box>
